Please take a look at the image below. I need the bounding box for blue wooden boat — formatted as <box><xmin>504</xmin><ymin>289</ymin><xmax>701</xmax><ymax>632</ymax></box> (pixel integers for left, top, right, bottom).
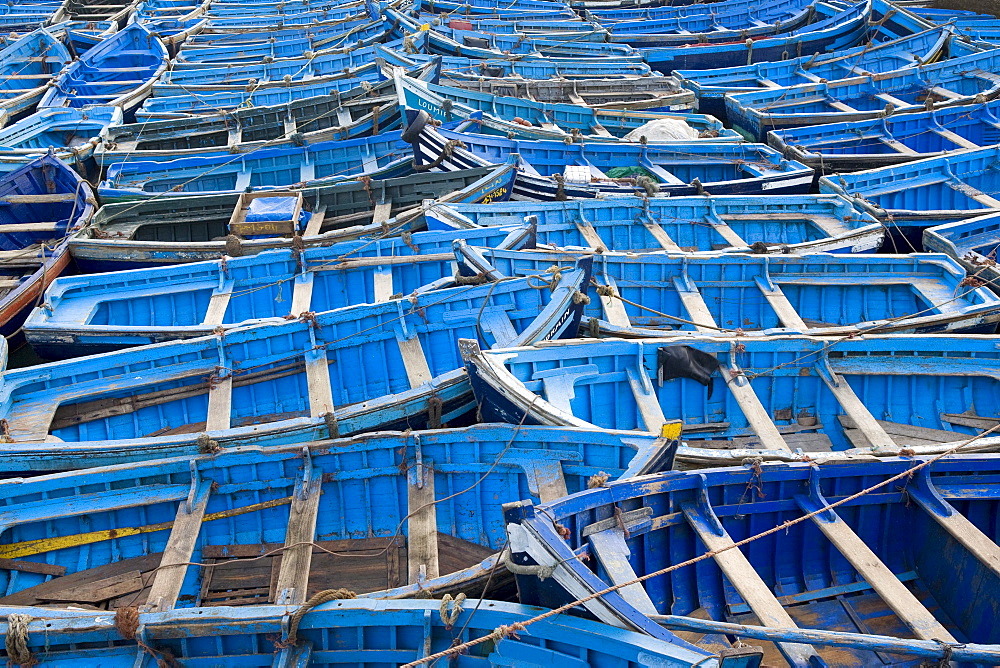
<box><xmin>504</xmin><ymin>455</ymin><xmax>1000</xmax><ymax>665</ymax></box>
<box><xmin>726</xmin><ymin>47</ymin><xmax>1000</xmax><ymax>142</ymax></box>
<box><xmin>0</xmin><ymin>422</ymin><xmax>676</xmax><ymax>614</ymax></box>
<box><xmin>416</xmin><ymin>0</ymin><xmax>577</xmax><ymax>19</ymax></box>
<box><xmin>38</xmin><ymin>23</ymin><xmax>169</xmax><ymax>117</ymax></box>
<box><xmin>583</xmin><ymin>0</ymin><xmax>809</xmax><ymax>22</ymax></box>
<box><xmin>425</xmin><ymin>194</ymin><xmax>886</xmax><ymax>254</ymax></box>
<box><xmin>96</xmin><ymin>87</ymin><xmax>402</xmax><ymax>163</ymax></box>
<box><xmin>394</xmin><ymin>72</ymin><xmax>724</xmax><ymax>139</ymax></box>
<box><xmin>464</xmin><ymin>335</ymin><xmax>1000</xmax><ymax>461</ymax></box>
<box><xmin>98</xmin><ymin>130</ymin><xmax>414</xmax><ymax>201</ymax></box>
<box><xmin>70</xmin><ymin>159</ymin><xmax>518</xmax><ymax>271</ymax></box>
<box><xmin>0</xmin><ymin>599</ymin><xmax>734</xmax><ymax>666</ymax></box>
<box><xmin>675</xmin><ymin>26</ymin><xmax>954</xmax><ymax>120</ymax></box>
<box><xmin>923</xmin><ymin>212</ymin><xmax>1000</xmax><ymax>294</ymax></box>
<box><xmin>0</xmin><ymin>264</ymin><xmax>588</xmax><ymax>448</ymax></box>
<box><xmin>161</xmin><ymin>51</ymin><xmax>389</xmax><ymax>88</ymax></box>
<box><xmin>0</xmin><ymin>28</ymin><xmax>71</xmax><ymax>125</ymax></box>
<box><xmin>27</xmin><ymin>226</ymin><xmax>534</xmax><ymax>354</ymax></box>
<box><xmin>638</xmin><ymin>1</ymin><xmax>870</xmax><ymax>74</ymax></box>
<box><xmin>0</xmin><ymin>153</ymin><xmax>96</xmax><ymax>338</ymax></box>
<box><xmin>456</xmin><ymin>247</ymin><xmax>1000</xmax><ymax>337</ymax></box>
<box><xmin>769</xmin><ymin>99</ymin><xmax>1000</xmax><ymax>174</ymax></box>
<box><xmin>414</xmin><ymin>12</ymin><xmax>601</xmax><ymax>36</ymax></box>
<box><xmin>0</xmin><ymin>106</ymin><xmax>119</xmax><ymax>176</ymax></box>
<box><xmin>406</xmin><ymin>112</ymin><xmax>814</xmax><ymax>200</ymax></box>
<box><xmin>818</xmin><ymin>144</ymin><xmax>1000</xmax><ymax>229</ymax></box>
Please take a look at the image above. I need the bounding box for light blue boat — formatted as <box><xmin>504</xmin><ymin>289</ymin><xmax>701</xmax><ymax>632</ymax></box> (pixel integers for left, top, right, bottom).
<box><xmin>0</xmin><ymin>106</ymin><xmax>119</xmax><ymax>175</ymax></box>
<box><xmin>38</xmin><ymin>23</ymin><xmax>168</xmax><ymax>116</ymax></box>
<box><xmin>923</xmin><ymin>211</ymin><xmax>1000</xmax><ymax>294</ymax></box>
<box><xmin>0</xmin><ymin>27</ymin><xmax>72</xmax><ymax>125</ymax></box>
<box><xmin>0</xmin><ymin>599</ymin><xmax>739</xmax><ymax>666</ymax></box>
<box><xmin>425</xmin><ymin>194</ymin><xmax>886</xmax><ymax>254</ymax></box>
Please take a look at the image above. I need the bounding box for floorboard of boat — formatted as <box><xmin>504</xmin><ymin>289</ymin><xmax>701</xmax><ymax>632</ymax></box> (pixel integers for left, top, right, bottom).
<box><xmin>0</xmin><ymin>553</ymin><xmax>161</xmax><ymax>608</ymax></box>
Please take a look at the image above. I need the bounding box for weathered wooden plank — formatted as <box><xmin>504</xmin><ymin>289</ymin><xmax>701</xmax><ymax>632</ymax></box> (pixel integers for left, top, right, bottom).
<box><xmin>304</xmin><ymin>348</ymin><xmax>334</xmax><ymax>417</ymax></box>
<box><xmin>754</xmin><ymin>277</ymin><xmax>808</xmax><ymax>331</ymax></box>
<box><xmin>597</xmin><ymin>277</ymin><xmax>631</xmax><ymax>327</ymax></box>
<box><xmin>626</xmin><ymin>366</ymin><xmax>666</xmax><ymax>434</ymax></box>
<box><xmin>397</xmin><ymin>332</ymin><xmax>433</xmax><ymax>389</ymax></box>
<box><xmin>373</xmin><ymin>266</ymin><xmax>394</xmax><ymax>303</ymax></box>
<box><xmin>0</xmin><ymin>553</ymin><xmax>163</xmax><ymax>606</ymax></box>
<box><xmin>0</xmin><ymin>558</ymin><xmax>66</xmax><ymax>576</ymax></box>
<box><xmin>719</xmin><ymin>366</ymin><xmax>790</xmax><ymax>452</ymax></box>
<box><xmin>205</xmin><ymin>374</ymin><xmax>232</xmax><ymax>432</ymax></box>
<box><xmin>642</xmin><ymin>222</ymin><xmax>683</xmax><ymax>252</ymax></box>
<box><xmin>407</xmin><ymin>462</ymin><xmax>439</xmax><ymax>585</ymax></box>
<box><xmin>303</xmin><ymin>205</ymin><xmax>326</xmax><ymax>237</ymax></box>
<box><xmin>796</xmin><ymin>481</ymin><xmax>956</xmax><ymax>643</ymax></box>
<box><xmin>0</xmin><ymin>193</ymin><xmax>76</xmax><ymax>204</ymax></box>
<box><xmin>373</xmin><ymin>200</ymin><xmax>393</xmax><ymax>224</ymax></box>
<box><xmin>144</xmin><ymin>480</ymin><xmax>212</xmax><ymax>612</ymax></box>
<box><xmin>274</xmin><ymin>456</ymin><xmax>323</xmax><ymax>605</ymax></box>
<box><xmin>671</xmin><ymin>276</ymin><xmax>717</xmax><ymax>331</ymax></box>
<box><xmin>819</xmin><ymin>365</ymin><xmax>894</xmax><ymax>449</ymax></box>
<box><xmin>203</xmin><ymin>288</ymin><xmax>231</xmax><ymax>326</ymax></box>
<box><xmin>588</xmin><ymin>528</ymin><xmax>658</xmax><ymax>615</ymax></box>
<box><xmin>574</xmin><ymin>221</ymin><xmax>606</xmax><ymax>250</ymax></box>
<box><xmin>290</xmin><ymin>271</ymin><xmax>314</xmax><ymax>316</ymax></box>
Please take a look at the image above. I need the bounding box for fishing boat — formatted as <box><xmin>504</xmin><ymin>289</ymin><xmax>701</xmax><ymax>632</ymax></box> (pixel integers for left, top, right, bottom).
<box><xmin>38</xmin><ymin>23</ymin><xmax>169</xmax><ymax>117</ymax></box>
<box><xmin>97</xmin><ymin>88</ymin><xmax>402</xmax><ymax>163</ymax></box>
<box><xmin>0</xmin><ymin>264</ymin><xmax>588</xmax><ymax>448</ymax></box>
<box><xmin>817</xmin><ymin>144</ymin><xmax>1000</xmax><ymax>233</ymax></box>
<box><xmin>70</xmin><ymin>160</ymin><xmax>518</xmax><ymax>271</ymax></box>
<box><xmin>407</xmin><ymin>112</ymin><xmax>814</xmax><ymax>199</ymax></box>
<box><xmin>725</xmin><ymin>47</ymin><xmax>1000</xmax><ymax>142</ymax></box>
<box><xmin>769</xmin><ymin>99</ymin><xmax>1000</xmax><ymax>175</ymax></box>
<box><xmin>98</xmin><ymin>130</ymin><xmax>415</xmax><ymax>201</ymax></box>
<box><xmin>503</xmin><ymin>454</ymin><xmax>1000</xmax><ymax>666</ymax></box>
<box><xmin>0</xmin><ymin>153</ymin><xmax>96</xmax><ymax>337</ymax></box>
<box><xmin>463</xmin><ymin>334</ymin><xmax>1000</xmax><ymax>462</ymax></box>
<box><xmin>0</xmin><ymin>106</ymin><xmax>120</xmax><ymax>176</ymax></box>
<box><xmin>0</xmin><ymin>28</ymin><xmax>71</xmax><ymax>126</ymax></box>
<box><xmin>414</xmin><ymin>0</ymin><xmax>577</xmax><ymax>19</ymax></box>
<box><xmin>675</xmin><ymin>25</ymin><xmax>955</xmax><ymax>120</ymax></box>
<box><xmin>638</xmin><ymin>1</ymin><xmax>870</xmax><ymax>74</ymax></box>
<box><xmin>923</xmin><ymin>212</ymin><xmax>1000</xmax><ymax>293</ymax></box>
<box><xmin>0</xmin><ymin>599</ymin><xmax>734</xmax><ymax>666</ymax></box>
<box><xmin>394</xmin><ymin>71</ymin><xmax>724</xmax><ymax>139</ymax></box>
<box><xmin>0</xmin><ymin>422</ymin><xmax>675</xmax><ymax>613</ymax></box>
<box><xmin>425</xmin><ymin>194</ymin><xmax>886</xmax><ymax>255</ymax></box>
<box><xmin>28</xmin><ymin>223</ymin><xmax>533</xmax><ymax>355</ymax></box>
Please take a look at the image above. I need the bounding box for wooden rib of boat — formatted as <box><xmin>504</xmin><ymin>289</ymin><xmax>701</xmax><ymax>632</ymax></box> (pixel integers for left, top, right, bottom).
<box><xmin>726</xmin><ymin>48</ymin><xmax>1000</xmax><ymax>142</ymax></box>
<box><xmin>425</xmin><ymin>194</ymin><xmax>886</xmax><ymax>254</ymax></box>
<box><xmin>38</xmin><ymin>23</ymin><xmax>169</xmax><ymax>116</ymax></box>
<box><xmin>675</xmin><ymin>25</ymin><xmax>956</xmax><ymax>120</ymax></box>
<box><xmin>71</xmin><ymin>159</ymin><xmax>517</xmax><ymax>270</ymax></box>
<box><xmin>0</xmin><ymin>599</ymin><xmax>734</xmax><ymax>666</ymax></box>
<box><xmin>0</xmin><ymin>153</ymin><xmax>96</xmax><ymax>338</ymax></box>
<box><xmin>0</xmin><ymin>28</ymin><xmax>71</xmax><ymax>126</ymax></box>
<box><xmin>0</xmin><ymin>423</ymin><xmax>676</xmax><ymax>612</ymax></box>
<box><xmin>463</xmin><ymin>334</ymin><xmax>1000</xmax><ymax>461</ymax></box>
<box><xmin>458</xmin><ymin>246</ymin><xmax>1000</xmax><ymax>336</ymax></box>
<box><xmin>0</xmin><ymin>264</ymin><xmax>589</xmax><ymax>448</ymax></box>
<box><xmin>638</xmin><ymin>0</ymin><xmax>869</xmax><ymax>74</ymax></box>
<box><xmin>406</xmin><ymin>111</ymin><xmax>814</xmax><ymax>200</ymax></box>
<box><xmin>504</xmin><ymin>455</ymin><xmax>1000</xmax><ymax>665</ymax></box>
<box><xmin>769</xmin><ymin>99</ymin><xmax>1000</xmax><ymax>174</ymax></box>
<box><xmin>818</xmin><ymin>144</ymin><xmax>1000</xmax><ymax>230</ymax></box>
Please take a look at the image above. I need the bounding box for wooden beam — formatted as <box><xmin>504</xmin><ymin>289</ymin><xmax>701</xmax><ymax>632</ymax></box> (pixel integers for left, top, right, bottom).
<box><xmin>397</xmin><ymin>332</ymin><xmax>433</xmax><ymax>389</ymax></box>
<box><xmin>407</xmin><ymin>461</ymin><xmax>439</xmax><ymax>585</ymax></box>
<box><xmin>373</xmin><ymin>266</ymin><xmax>394</xmax><ymax>303</ymax></box>
<box><xmin>290</xmin><ymin>271</ymin><xmax>314</xmax><ymax>316</ymax></box>
<box><xmin>597</xmin><ymin>277</ymin><xmax>631</xmax><ymax>327</ymax></box>
<box><xmin>205</xmin><ymin>374</ymin><xmax>232</xmax><ymax>432</ymax></box>
<box><xmin>303</xmin><ymin>205</ymin><xmax>326</xmax><ymax>237</ymax></box>
<box><xmin>642</xmin><ymin>222</ymin><xmax>683</xmax><ymax>252</ymax></box>
<box><xmin>671</xmin><ymin>276</ymin><xmax>717</xmax><ymax>332</ymax></box>
<box><xmin>818</xmin><ymin>362</ymin><xmax>894</xmax><ymax>449</ymax></box>
<box><xmin>304</xmin><ymin>348</ymin><xmax>334</xmax><ymax>417</ymax></box>
<box><xmin>930</xmin><ymin>128</ymin><xmax>979</xmax><ymax>150</ymax></box>
<box><xmin>144</xmin><ymin>479</ymin><xmax>212</xmax><ymax>612</ymax></box>
<box><xmin>796</xmin><ymin>474</ymin><xmax>957</xmax><ymax>643</ymax></box>
<box><xmin>0</xmin><ymin>193</ymin><xmax>76</xmax><ymax>204</ymax></box>
<box><xmin>203</xmin><ymin>286</ymin><xmax>231</xmax><ymax>326</ymax></box>
<box><xmin>626</xmin><ymin>366</ymin><xmax>666</xmax><ymax>434</ymax></box>
<box><xmin>588</xmin><ymin>528</ymin><xmax>658</xmax><ymax>615</ymax></box>
<box><xmin>680</xmin><ymin>488</ymin><xmax>820</xmax><ymax>666</ymax></box>
<box><xmin>274</xmin><ymin>453</ymin><xmax>323</xmax><ymax>605</ymax></box>
<box><xmin>574</xmin><ymin>221</ymin><xmax>606</xmax><ymax>251</ymax></box>
<box><xmin>754</xmin><ymin>277</ymin><xmax>808</xmax><ymax>331</ymax></box>
<box><xmin>373</xmin><ymin>200</ymin><xmax>393</xmax><ymax>224</ymax></box>
<box><xmin>719</xmin><ymin>365</ymin><xmax>791</xmax><ymax>452</ymax></box>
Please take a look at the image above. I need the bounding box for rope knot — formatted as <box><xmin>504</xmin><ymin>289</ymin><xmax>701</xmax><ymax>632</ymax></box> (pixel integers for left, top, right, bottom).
<box><xmin>288</xmin><ymin>588</ymin><xmax>357</xmax><ymax>644</ymax></box>
<box><xmin>438</xmin><ymin>593</ymin><xmax>465</xmax><ymax>629</ymax></box>
<box><xmin>6</xmin><ymin>613</ymin><xmax>33</xmax><ymax>667</ymax></box>
<box><xmin>587</xmin><ymin>472</ymin><xmax>610</xmax><ymax>488</ymax></box>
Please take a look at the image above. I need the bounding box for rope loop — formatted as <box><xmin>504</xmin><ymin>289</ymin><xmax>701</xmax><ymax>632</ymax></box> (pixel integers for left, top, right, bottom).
<box><xmin>438</xmin><ymin>593</ymin><xmax>466</xmax><ymax>629</ymax></box>
<box><xmin>6</xmin><ymin>613</ymin><xmax>33</xmax><ymax>667</ymax></box>
<box><xmin>288</xmin><ymin>588</ymin><xmax>357</xmax><ymax>644</ymax></box>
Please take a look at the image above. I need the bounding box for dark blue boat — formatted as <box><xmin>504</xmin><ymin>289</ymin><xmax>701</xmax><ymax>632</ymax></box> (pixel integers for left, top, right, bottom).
<box><xmin>505</xmin><ymin>455</ymin><xmax>1000</xmax><ymax>665</ymax></box>
<box><xmin>38</xmin><ymin>23</ymin><xmax>168</xmax><ymax>117</ymax></box>
<box><xmin>0</xmin><ymin>153</ymin><xmax>96</xmax><ymax>338</ymax></box>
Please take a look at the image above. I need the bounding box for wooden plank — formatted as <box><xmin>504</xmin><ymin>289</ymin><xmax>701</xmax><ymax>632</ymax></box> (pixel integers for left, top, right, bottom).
<box><xmin>478</xmin><ymin>308</ymin><xmax>518</xmax><ymax>348</ymax></box>
<box><xmin>37</xmin><ymin>570</ymin><xmax>144</xmax><ymax>604</ymax></box>
<box><xmin>642</xmin><ymin>222</ymin><xmax>683</xmax><ymax>252</ymax></box>
<box><xmin>227</xmin><ymin>126</ymin><xmax>241</xmax><ymax>147</ymax></box>
<box><xmin>0</xmin><ymin>193</ymin><xmax>75</xmax><ymax>204</ymax></box>
<box><xmin>520</xmin><ymin>459</ymin><xmax>568</xmax><ymax>503</ymax></box>
<box><xmin>879</xmin><ymin>137</ymin><xmax>919</xmax><ymax>155</ymax></box>
<box><xmin>203</xmin><ymin>288</ymin><xmax>231</xmax><ymax>326</ymax></box>
<box><xmin>930</xmin><ymin>128</ymin><xmax>979</xmax><ymax>150</ymax></box>
<box><xmin>144</xmin><ymin>480</ymin><xmax>212</xmax><ymax>612</ymax></box>
<box><xmin>948</xmin><ymin>181</ymin><xmax>1000</xmax><ymax>208</ymax></box>
<box><xmin>720</xmin><ymin>366</ymin><xmax>791</xmax><ymax>452</ymax></box>
<box><xmin>290</xmin><ymin>271</ymin><xmax>314</xmax><ymax>316</ymax></box>
<box><xmin>304</xmin><ymin>348</ymin><xmax>335</xmax><ymax>417</ymax></box>
<box><xmin>303</xmin><ymin>205</ymin><xmax>326</xmax><ymax>236</ymax></box>
<box><xmin>710</xmin><ymin>222</ymin><xmax>749</xmax><ymax>249</ymax></box>
<box><xmin>373</xmin><ymin>266</ymin><xmax>394</xmax><ymax>303</ymax></box>
<box><xmin>597</xmin><ymin>277</ymin><xmax>631</xmax><ymax>327</ymax></box>
<box><xmin>754</xmin><ymin>277</ymin><xmax>808</xmax><ymax>331</ymax></box>
<box><xmin>407</xmin><ymin>462</ymin><xmax>439</xmax><ymax>585</ymax></box>
<box><xmin>626</xmin><ymin>366</ymin><xmax>666</xmax><ymax>434</ymax></box>
<box><xmin>0</xmin><ymin>553</ymin><xmax>163</xmax><ymax>607</ymax></box>
<box><xmin>590</xmin><ymin>123</ymin><xmax>614</xmax><ymax>137</ymax></box>
<box><xmin>397</xmin><ymin>333</ymin><xmax>433</xmax><ymax>389</ymax></box>
<box><xmin>796</xmin><ymin>489</ymin><xmax>957</xmax><ymax>642</ymax></box>
<box><xmin>671</xmin><ymin>276</ymin><xmax>717</xmax><ymax>332</ymax></box>
<box><xmin>336</xmin><ymin>107</ymin><xmax>352</xmax><ymax>126</ymax></box>
<box><xmin>588</xmin><ymin>528</ymin><xmax>658</xmax><ymax>614</ymax></box>
<box><xmin>0</xmin><ymin>558</ymin><xmax>65</xmax><ymax>577</ymax></box>
<box><xmin>0</xmin><ymin>222</ymin><xmax>62</xmax><ymax>234</ymax></box>
<box><xmin>574</xmin><ymin>221</ymin><xmax>606</xmax><ymax>250</ymax></box>
<box><xmin>373</xmin><ymin>200</ymin><xmax>393</xmax><ymax>224</ymax></box>
<box><xmin>680</xmin><ymin>495</ymin><xmax>819</xmax><ymax>665</ymax></box>
<box><xmin>819</xmin><ymin>366</ymin><xmax>894</xmax><ymax>448</ymax></box>
<box><xmin>274</xmin><ymin>457</ymin><xmax>323</xmax><ymax>605</ymax></box>
<box><xmin>205</xmin><ymin>375</ymin><xmax>232</xmax><ymax>431</ymax></box>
